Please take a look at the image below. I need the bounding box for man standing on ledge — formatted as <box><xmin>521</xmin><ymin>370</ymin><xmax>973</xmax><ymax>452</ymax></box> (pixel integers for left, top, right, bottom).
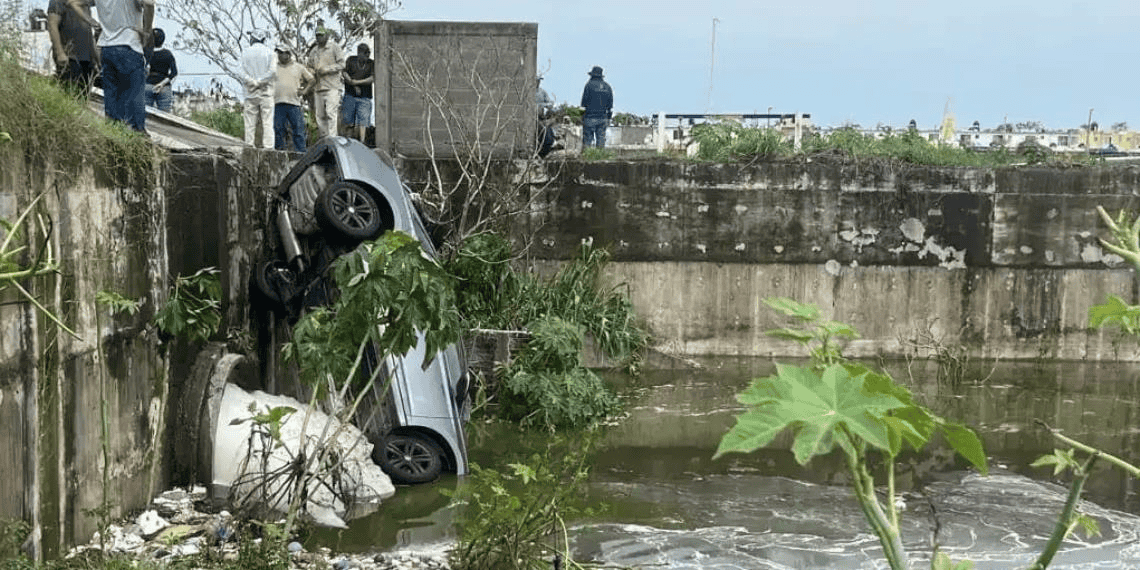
<box><xmin>340</xmin><ymin>42</ymin><xmax>373</xmax><ymax>143</ymax></box>
<box><xmin>307</xmin><ymin>27</ymin><xmax>345</xmax><ymax>138</ymax></box>
<box><xmin>580</xmin><ymin>65</ymin><xmax>613</xmax><ymax>150</ymax></box>
<box><xmin>241</xmin><ymin>29</ymin><xmax>275</xmax><ymax>148</ymax></box>
<box><xmin>90</xmin><ymin>0</ymin><xmax>154</xmax><ymax>132</ymax></box>
<box><xmin>49</xmin><ymin>0</ymin><xmax>99</xmax><ymax>95</ymax></box>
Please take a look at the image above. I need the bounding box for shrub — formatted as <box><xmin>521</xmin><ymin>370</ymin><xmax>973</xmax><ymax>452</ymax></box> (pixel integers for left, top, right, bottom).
<box><xmin>499</xmin><ymin>316</ymin><xmax>621</xmax><ymax>430</ymax></box>
<box><xmin>448</xmin><ymin>436</ymin><xmax>596</xmax><ymax>570</ymax></box>
<box><xmin>189</xmin><ymin>106</ymin><xmax>244</xmax><ymax>139</ymax></box>
<box><xmin>691</xmin><ymin>121</ymin><xmax>789</xmax><ymax>161</ymax></box>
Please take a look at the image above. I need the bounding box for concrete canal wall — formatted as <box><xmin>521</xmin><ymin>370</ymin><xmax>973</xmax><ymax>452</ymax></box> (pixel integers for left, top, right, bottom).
<box><xmin>0</xmin><ymin>147</ymin><xmax>284</xmax><ymax>558</ymax></box>
<box><xmin>524</xmin><ymin>159</ymin><xmax>1140</xmax><ymax>361</ymax></box>
<box><xmin>5</xmin><ymin>142</ymin><xmax>1140</xmax><ymax>556</ymax></box>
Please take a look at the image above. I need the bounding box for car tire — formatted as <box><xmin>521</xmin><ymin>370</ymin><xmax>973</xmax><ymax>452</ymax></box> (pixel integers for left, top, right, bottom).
<box><xmin>314</xmin><ymin>182</ymin><xmax>384</xmax><ymax>241</ymax></box>
<box><xmin>254</xmin><ymin>260</ymin><xmax>297</xmax><ymax>305</ymax></box>
<box><xmin>375</xmin><ymin>432</ymin><xmax>445</xmax><ymax>485</ymax></box>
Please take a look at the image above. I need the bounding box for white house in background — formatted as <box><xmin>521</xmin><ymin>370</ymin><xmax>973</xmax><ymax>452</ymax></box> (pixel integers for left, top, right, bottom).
<box><xmin>850</xmin><ymin>121</ymin><xmax>1139</xmax><ymax>154</ymax></box>
<box><xmin>17</xmin><ymin>10</ymin><xmax>54</xmax><ymax>76</ymax></box>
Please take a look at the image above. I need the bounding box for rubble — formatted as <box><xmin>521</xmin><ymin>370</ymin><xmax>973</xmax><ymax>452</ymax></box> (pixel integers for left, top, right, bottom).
<box><xmin>70</xmin><ymin>487</ymin><xmax>453</xmax><ymax>570</ymax></box>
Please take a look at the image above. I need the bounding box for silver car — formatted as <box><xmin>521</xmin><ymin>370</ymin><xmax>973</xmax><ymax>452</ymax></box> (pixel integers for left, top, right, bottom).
<box><xmin>254</xmin><ymin>136</ymin><xmax>470</xmax><ymax>484</ymax></box>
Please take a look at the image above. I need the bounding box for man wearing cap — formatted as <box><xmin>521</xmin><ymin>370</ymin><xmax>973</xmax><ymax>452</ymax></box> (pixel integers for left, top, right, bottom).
<box><xmin>144</xmin><ymin>28</ymin><xmax>177</xmax><ymax>112</ymax></box>
<box><xmin>82</xmin><ymin>0</ymin><xmax>154</xmax><ymax>132</ymax></box>
<box><xmin>306</xmin><ymin>27</ymin><xmax>345</xmax><ymax>138</ymax></box>
<box><xmin>340</xmin><ymin>42</ymin><xmax>373</xmax><ymax>143</ymax></box>
<box><xmin>273</xmin><ymin>45</ymin><xmax>314</xmax><ymax>152</ymax></box>
<box><xmin>241</xmin><ymin>29</ymin><xmax>275</xmax><ymax>148</ymax></box>
<box><xmin>580</xmin><ymin>65</ymin><xmax>613</xmax><ymax>149</ymax></box>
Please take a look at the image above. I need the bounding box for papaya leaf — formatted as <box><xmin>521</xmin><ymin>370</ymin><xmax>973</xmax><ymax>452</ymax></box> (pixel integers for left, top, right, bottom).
<box><xmin>819</xmin><ymin>320</ymin><xmax>861</xmax><ymax>339</ymax></box>
<box><xmin>938</xmin><ymin>421</ymin><xmax>989</xmax><ymax>475</ymax></box>
<box><xmin>716</xmin><ymin>363</ymin><xmax>908</xmax><ymax>464</ymax></box>
<box><xmin>1031</xmin><ymin>448</ymin><xmax>1079</xmax><ymax>477</ymax></box>
<box><xmin>1089</xmin><ymin>294</ymin><xmax>1140</xmax><ymax>334</ymax></box>
<box><xmin>762</xmin><ymin>297</ymin><xmax>819</xmax><ymax>321</ymax></box>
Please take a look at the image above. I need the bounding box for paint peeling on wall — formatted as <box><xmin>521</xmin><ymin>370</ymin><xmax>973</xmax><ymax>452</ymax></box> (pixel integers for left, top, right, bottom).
<box><xmin>889</xmin><ymin>217</ymin><xmax>967</xmax><ymax>269</ymax></box>
<box><xmin>1082</xmin><ymin>243</ymin><xmax>1124</xmax><ymax>266</ymax></box>
<box><xmin>839</xmin><ymin>222</ymin><xmax>879</xmax><ymax>252</ymax></box>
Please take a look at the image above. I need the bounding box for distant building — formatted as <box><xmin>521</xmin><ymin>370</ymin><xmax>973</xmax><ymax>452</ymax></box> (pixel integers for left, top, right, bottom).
<box><xmin>17</xmin><ymin>11</ymin><xmax>53</xmax><ymax>76</ymax></box>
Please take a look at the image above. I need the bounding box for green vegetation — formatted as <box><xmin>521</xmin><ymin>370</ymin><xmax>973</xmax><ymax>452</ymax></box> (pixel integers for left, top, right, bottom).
<box><xmin>686</xmin><ymin>122</ymin><xmax>1099</xmax><ymax>168</ymax></box>
<box><xmin>716</xmin><ymin>297</ymin><xmax>987</xmax><ymax>570</ymax></box>
<box><xmin>499</xmin><ymin>316</ymin><xmax>620</xmax><ymax>430</ymax></box>
<box><xmin>449</xmin><ymin>234</ymin><xmax>647</xmax><ymax>370</ymax></box>
<box><xmin>188</xmin><ymin>106</ymin><xmax>244</xmax><ymax>139</ymax></box>
<box><xmin>446</xmin><ymin>234</ymin><xmax>647</xmax><ymax>428</ymax></box>
<box><xmin>690</xmin><ymin>121</ymin><xmax>789</xmax><ymax>160</ymax></box>
<box><xmin>154</xmin><ymin>267</ymin><xmax>222</xmax><ymax>343</ymax></box>
<box><xmin>1</xmin><ymin>193</ymin><xmax>80</xmax><ymax>340</ymax></box>
<box><xmin>448</xmin><ymin>435</ymin><xmax>596</xmax><ymax>570</ymax></box>
<box><xmin>716</xmin><ymin>294</ymin><xmax>1140</xmax><ymax>569</ymax></box>
<box><xmin>0</xmin><ymin>42</ymin><xmax>153</xmax><ymax>176</ymax></box>
<box><xmin>283</xmin><ymin>231</ymin><xmax>462</xmax><ymax>389</ymax></box>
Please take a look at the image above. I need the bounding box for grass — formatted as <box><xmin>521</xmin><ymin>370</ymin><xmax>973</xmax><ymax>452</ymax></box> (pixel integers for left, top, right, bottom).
<box><xmin>188</xmin><ymin>106</ymin><xmax>244</xmax><ymax>139</ymax></box>
<box><xmin>678</xmin><ymin>121</ymin><xmax>1102</xmax><ymax>168</ymax></box>
<box><xmin>0</xmin><ymin>41</ymin><xmax>154</xmax><ymax>178</ymax></box>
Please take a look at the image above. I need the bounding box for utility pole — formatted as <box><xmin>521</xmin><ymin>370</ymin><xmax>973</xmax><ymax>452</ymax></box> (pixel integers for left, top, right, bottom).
<box><xmin>706</xmin><ymin>17</ymin><xmax>719</xmax><ymax>113</ymax></box>
<box><xmin>1087</xmin><ymin>108</ymin><xmax>1094</xmax><ymax>153</ymax></box>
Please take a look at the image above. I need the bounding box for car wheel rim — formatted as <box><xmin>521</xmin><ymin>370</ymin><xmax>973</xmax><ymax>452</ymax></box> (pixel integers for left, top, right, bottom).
<box><xmin>385</xmin><ymin>438</ymin><xmax>436</xmax><ymax>478</ymax></box>
<box><xmin>329</xmin><ymin>187</ymin><xmax>377</xmax><ymax>231</ymax></box>
<box><xmin>258</xmin><ymin>262</ymin><xmax>296</xmax><ymax>302</ymax></box>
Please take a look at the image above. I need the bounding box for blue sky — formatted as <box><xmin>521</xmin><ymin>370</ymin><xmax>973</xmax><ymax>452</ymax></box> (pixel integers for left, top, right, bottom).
<box><xmin>391</xmin><ymin>0</ymin><xmax>1140</xmax><ymax>131</ymax></box>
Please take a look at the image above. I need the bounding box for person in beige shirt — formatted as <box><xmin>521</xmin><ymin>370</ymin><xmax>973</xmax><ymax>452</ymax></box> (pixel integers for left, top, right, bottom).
<box><xmin>273</xmin><ymin>45</ymin><xmax>315</xmax><ymax>152</ymax></box>
<box><xmin>305</xmin><ymin>27</ymin><xmax>345</xmax><ymax>138</ymax></box>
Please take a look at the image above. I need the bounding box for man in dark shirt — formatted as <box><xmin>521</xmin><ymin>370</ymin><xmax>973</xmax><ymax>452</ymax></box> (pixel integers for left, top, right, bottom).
<box><xmin>144</xmin><ymin>28</ymin><xmax>177</xmax><ymax>112</ymax></box>
<box><xmin>580</xmin><ymin>65</ymin><xmax>613</xmax><ymax>150</ymax></box>
<box><xmin>340</xmin><ymin>43</ymin><xmax>373</xmax><ymax>143</ymax></box>
<box><xmin>46</xmin><ymin>0</ymin><xmax>98</xmax><ymax>96</ymax></box>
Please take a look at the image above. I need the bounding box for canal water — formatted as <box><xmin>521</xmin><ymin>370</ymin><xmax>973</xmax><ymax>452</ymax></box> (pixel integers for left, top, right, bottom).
<box><xmin>312</xmin><ymin>357</ymin><xmax>1140</xmax><ymax>568</ymax></box>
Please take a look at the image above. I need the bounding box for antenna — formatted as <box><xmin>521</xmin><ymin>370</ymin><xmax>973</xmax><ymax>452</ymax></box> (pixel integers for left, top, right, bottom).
<box><xmin>707</xmin><ymin>17</ymin><xmax>719</xmax><ymax>113</ymax></box>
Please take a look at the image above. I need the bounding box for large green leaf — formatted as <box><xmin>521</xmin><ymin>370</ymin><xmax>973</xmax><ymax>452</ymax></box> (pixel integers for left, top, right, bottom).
<box><xmin>938</xmin><ymin>420</ymin><xmax>989</xmax><ymax>475</ymax></box>
<box><xmin>716</xmin><ymin>363</ymin><xmax>909</xmax><ymax>464</ymax></box>
<box><xmin>1089</xmin><ymin>294</ymin><xmax>1140</xmax><ymax>334</ymax></box>
<box><xmin>763</xmin><ymin>297</ymin><xmax>819</xmax><ymax>322</ymax></box>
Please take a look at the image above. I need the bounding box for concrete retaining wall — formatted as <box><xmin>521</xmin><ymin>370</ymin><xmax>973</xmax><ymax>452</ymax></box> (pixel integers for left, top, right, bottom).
<box><xmin>525</xmin><ymin>159</ymin><xmax>1140</xmax><ymax>360</ymax></box>
<box><xmin>0</xmin><ymin>146</ymin><xmax>287</xmax><ymax>558</ymax></box>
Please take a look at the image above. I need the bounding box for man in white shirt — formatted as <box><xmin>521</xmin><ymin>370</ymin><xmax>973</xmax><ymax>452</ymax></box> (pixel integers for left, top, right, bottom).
<box><xmin>89</xmin><ymin>0</ymin><xmax>154</xmax><ymax>132</ymax></box>
<box><xmin>241</xmin><ymin>29</ymin><xmax>275</xmax><ymax>148</ymax></box>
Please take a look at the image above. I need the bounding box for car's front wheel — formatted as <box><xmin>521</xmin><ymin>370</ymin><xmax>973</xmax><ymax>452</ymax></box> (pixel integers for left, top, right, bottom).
<box><xmin>253</xmin><ymin>260</ymin><xmax>297</xmax><ymax>305</ymax></box>
<box><xmin>314</xmin><ymin>181</ymin><xmax>385</xmax><ymax>241</ymax></box>
<box><xmin>375</xmin><ymin>432</ymin><xmax>445</xmax><ymax>484</ymax></box>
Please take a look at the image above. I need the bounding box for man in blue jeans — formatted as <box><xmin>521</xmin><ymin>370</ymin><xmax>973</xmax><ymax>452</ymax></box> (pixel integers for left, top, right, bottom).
<box><xmin>86</xmin><ymin>0</ymin><xmax>153</xmax><ymax>132</ymax></box>
<box><xmin>580</xmin><ymin>65</ymin><xmax>613</xmax><ymax>150</ymax></box>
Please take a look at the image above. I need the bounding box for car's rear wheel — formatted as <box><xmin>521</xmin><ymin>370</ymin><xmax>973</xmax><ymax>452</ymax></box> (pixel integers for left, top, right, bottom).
<box><xmin>254</xmin><ymin>260</ymin><xmax>297</xmax><ymax>305</ymax></box>
<box><xmin>375</xmin><ymin>432</ymin><xmax>445</xmax><ymax>484</ymax></box>
<box><xmin>314</xmin><ymin>181</ymin><xmax>384</xmax><ymax>241</ymax></box>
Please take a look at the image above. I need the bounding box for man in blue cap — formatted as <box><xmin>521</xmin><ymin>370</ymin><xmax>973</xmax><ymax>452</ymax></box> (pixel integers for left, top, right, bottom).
<box><xmin>580</xmin><ymin>65</ymin><xmax>613</xmax><ymax>150</ymax></box>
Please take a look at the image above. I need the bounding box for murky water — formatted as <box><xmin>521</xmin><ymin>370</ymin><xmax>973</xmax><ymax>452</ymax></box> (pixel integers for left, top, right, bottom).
<box><xmin>312</xmin><ymin>358</ymin><xmax>1140</xmax><ymax>568</ymax></box>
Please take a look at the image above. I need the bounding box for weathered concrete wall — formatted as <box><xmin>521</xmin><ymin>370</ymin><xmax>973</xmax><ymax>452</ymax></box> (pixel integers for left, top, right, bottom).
<box><xmin>524</xmin><ymin>159</ymin><xmax>1140</xmax><ymax>360</ymax></box>
<box><xmin>0</xmin><ymin>148</ymin><xmax>169</xmax><ymax>557</ymax></box>
<box><xmin>0</xmin><ymin>145</ymin><xmax>287</xmax><ymax>558</ymax></box>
